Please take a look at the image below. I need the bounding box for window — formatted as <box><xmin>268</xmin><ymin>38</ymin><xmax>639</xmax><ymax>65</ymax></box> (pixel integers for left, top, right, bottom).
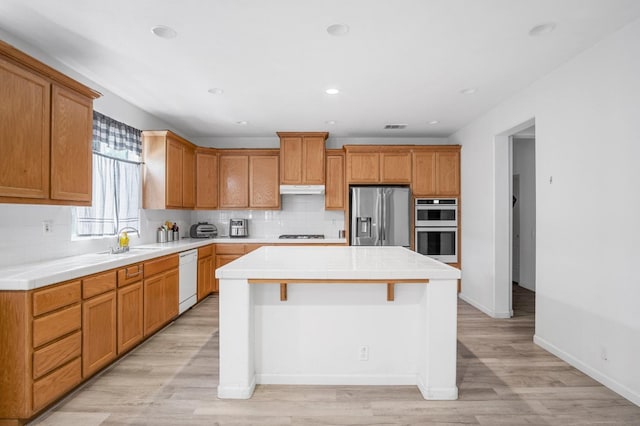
<box><xmin>74</xmin><ymin>111</ymin><xmax>142</xmax><ymax>237</ymax></box>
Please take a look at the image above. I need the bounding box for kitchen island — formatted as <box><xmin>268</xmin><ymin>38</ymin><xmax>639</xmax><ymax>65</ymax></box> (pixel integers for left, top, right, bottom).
<box><xmin>215</xmin><ymin>246</ymin><xmax>461</xmax><ymax>400</ymax></box>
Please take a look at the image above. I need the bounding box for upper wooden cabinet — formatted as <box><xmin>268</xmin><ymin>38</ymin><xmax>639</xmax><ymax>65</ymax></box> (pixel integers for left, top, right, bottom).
<box><xmin>325</xmin><ymin>150</ymin><xmax>345</xmax><ymax>210</ymax></box>
<box><xmin>218</xmin><ymin>150</ymin><xmax>280</xmax><ymax>209</ymax></box>
<box><xmin>195</xmin><ymin>148</ymin><xmax>218</xmax><ymax>209</ymax></box>
<box><xmin>412</xmin><ymin>146</ymin><xmax>461</xmax><ymax>196</ymax></box>
<box><xmin>344</xmin><ymin>146</ymin><xmax>412</xmax><ymax>184</ymax></box>
<box><xmin>0</xmin><ymin>41</ymin><xmax>100</xmax><ymax>205</ymax></box>
<box><xmin>142</xmin><ymin>130</ymin><xmax>196</xmax><ymax>209</ymax></box>
<box><xmin>277</xmin><ymin>132</ymin><xmax>328</xmax><ymax>185</ymax></box>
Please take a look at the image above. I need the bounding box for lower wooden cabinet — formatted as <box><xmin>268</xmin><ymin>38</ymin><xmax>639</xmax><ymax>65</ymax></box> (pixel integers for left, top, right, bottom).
<box><xmin>197</xmin><ymin>245</ymin><xmax>215</xmax><ymax>300</ymax></box>
<box><xmin>143</xmin><ymin>255</ymin><xmax>179</xmax><ymax>336</ymax></box>
<box><xmin>82</xmin><ymin>288</ymin><xmax>117</xmax><ymax>377</ymax></box>
<box><xmin>117</xmin><ymin>281</ymin><xmax>144</xmax><ymax>354</ymax></box>
<box><xmin>32</xmin><ymin>357</ymin><xmax>82</xmax><ymax>412</ymax></box>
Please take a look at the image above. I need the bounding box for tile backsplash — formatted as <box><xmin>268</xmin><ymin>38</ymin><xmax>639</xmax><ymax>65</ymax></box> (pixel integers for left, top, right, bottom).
<box><xmin>194</xmin><ymin>195</ymin><xmax>345</xmax><ymax>238</ymax></box>
<box><xmin>0</xmin><ymin>195</ymin><xmax>344</xmax><ymax>268</ymax></box>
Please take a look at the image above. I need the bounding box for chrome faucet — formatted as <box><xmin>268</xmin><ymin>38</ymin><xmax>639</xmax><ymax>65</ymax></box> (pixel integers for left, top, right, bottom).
<box><xmin>110</xmin><ymin>227</ymin><xmax>141</xmax><ymax>254</ymax></box>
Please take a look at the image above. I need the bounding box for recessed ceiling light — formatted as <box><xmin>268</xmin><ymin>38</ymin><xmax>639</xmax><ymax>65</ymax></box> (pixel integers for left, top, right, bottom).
<box><xmin>236</xmin><ymin>120</ymin><xmax>248</xmax><ymax>125</ymax></box>
<box><xmin>325</xmin><ymin>120</ymin><xmax>337</xmax><ymax>125</ymax></box>
<box><xmin>151</xmin><ymin>25</ymin><xmax>177</xmax><ymax>39</ymax></box>
<box><xmin>207</xmin><ymin>88</ymin><xmax>224</xmax><ymax>95</ymax></box>
<box><xmin>428</xmin><ymin>120</ymin><xmax>440</xmax><ymax>125</ymax></box>
<box><xmin>529</xmin><ymin>22</ymin><xmax>556</xmax><ymax>37</ymax></box>
<box><xmin>460</xmin><ymin>87</ymin><xmax>477</xmax><ymax>95</ymax></box>
<box><xmin>327</xmin><ymin>24</ymin><xmax>350</xmax><ymax>36</ymax></box>
<box><xmin>325</xmin><ymin>88</ymin><xmax>340</xmax><ymax>95</ymax></box>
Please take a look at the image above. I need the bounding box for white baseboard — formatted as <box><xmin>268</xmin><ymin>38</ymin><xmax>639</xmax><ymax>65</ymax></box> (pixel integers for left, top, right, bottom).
<box><xmin>417</xmin><ymin>376</ymin><xmax>458</xmax><ymax>400</ymax></box>
<box><xmin>534</xmin><ymin>335</ymin><xmax>640</xmax><ymax>407</ymax></box>
<box><xmin>217</xmin><ymin>376</ymin><xmax>256</xmax><ymax>399</ymax></box>
<box><xmin>458</xmin><ymin>292</ymin><xmax>511</xmax><ymax>318</ymax></box>
<box><xmin>256</xmin><ymin>373</ymin><xmax>416</xmax><ymax>386</ymax></box>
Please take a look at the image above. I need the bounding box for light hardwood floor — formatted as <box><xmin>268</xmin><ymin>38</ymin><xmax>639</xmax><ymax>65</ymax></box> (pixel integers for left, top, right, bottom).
<box><xmin>31</xmin><ymin>285</ymin><xmax>640</xmax><ymax>425</ymax></box>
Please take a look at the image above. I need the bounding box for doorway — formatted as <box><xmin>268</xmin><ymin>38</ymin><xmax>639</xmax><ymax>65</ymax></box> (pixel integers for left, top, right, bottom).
<box><xmin>511</xmin><ymin>127</ymin><xmax>536</xmax><ymax>317</ymax></box>
<box><xmin>491</xmin><ymin>118</ymin><xmax>535</xmax><ymax>318</ymax></box>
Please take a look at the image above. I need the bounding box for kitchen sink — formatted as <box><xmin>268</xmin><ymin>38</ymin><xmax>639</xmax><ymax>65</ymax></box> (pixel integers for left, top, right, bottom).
<box><xmin>97</xmin><ymin>246</ymin><xmax>163</xmax><ymax>255</ymax></box>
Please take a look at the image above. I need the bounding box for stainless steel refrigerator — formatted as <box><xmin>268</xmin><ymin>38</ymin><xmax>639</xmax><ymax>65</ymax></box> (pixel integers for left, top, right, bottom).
<box><xmin>350</xmin><ymin>186</ymin><xmax>410</xmax><ymax>247</ymax></box>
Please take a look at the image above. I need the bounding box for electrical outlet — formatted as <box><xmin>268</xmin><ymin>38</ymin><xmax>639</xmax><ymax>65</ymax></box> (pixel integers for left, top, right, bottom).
<box><xmin>359</xmin><ymin>345</ymin><xmax>369</xmax><ymax>361</ymax></box>
<box><xmin>42</xmin><ymin>220</ymin><xmax>53</xmax><ymax>234</ymax></box>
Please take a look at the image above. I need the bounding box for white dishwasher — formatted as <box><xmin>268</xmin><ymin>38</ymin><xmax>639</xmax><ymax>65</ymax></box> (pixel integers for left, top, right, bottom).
<box><xmin>179</xmin><ymin>249</ymin><xmax>198</xmax><ymax>314</ymax></box>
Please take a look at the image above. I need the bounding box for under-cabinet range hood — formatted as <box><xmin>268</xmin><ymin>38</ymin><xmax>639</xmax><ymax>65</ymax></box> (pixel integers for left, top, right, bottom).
<box><xmin>279</xmin><ymin>185</ymin><xmax>325</xmax><ymax>195</ymax></box>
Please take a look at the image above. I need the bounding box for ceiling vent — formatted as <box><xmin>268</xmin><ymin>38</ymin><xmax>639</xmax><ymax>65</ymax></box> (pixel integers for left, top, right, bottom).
<box><xmin>384</xmin><ymin>124</ymin><xmax>407</xmax><ymax>130</ymax></box>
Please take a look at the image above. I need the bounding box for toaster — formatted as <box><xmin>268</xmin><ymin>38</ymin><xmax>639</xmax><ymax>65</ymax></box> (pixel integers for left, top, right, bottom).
<box><xmin>189</xmin><ymin>222</ymin><xmax>217</xmax><ymax>238</ymax></box>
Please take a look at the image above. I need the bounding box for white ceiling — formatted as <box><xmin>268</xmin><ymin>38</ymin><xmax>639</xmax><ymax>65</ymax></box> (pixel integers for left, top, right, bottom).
<box><xmin>1</xmin><ymin>0</ymin><xmax>639</xmax><ymax>139</ymax></box>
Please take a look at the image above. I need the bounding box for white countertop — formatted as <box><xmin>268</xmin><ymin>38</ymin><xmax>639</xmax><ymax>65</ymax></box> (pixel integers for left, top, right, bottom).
<box><xmin>216</xmin><ymin>246</ymin><xmax>461</xmax><ymax>281</ymax></box>
<box><xmin>0</xmin><ymin>237</ymin><xmax>347</xmax><ymax>291</ymax></box>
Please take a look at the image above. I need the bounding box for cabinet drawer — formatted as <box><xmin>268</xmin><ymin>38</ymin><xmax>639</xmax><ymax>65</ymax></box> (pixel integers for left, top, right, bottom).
<box><xmin>33</xmin><ymin>304</ymin><xmax>81</xmax><ymax>348</ymax></box>
<box><xmin>33</xmin><ymin>280</ymin><xmax>81</xmax><ymax>316</ymax></box>
<box><xmin>198</xmin><ymin>244</ymin><xmax>214</xmax><ymax>258</ymax></box>
<box><xmin>144</xmin><ymin>255</ymin><xmax>179</xmax><ymax>277</ymax></box>
<box><xmin>33</xmin><ymin>330</ymin><xmax>81</xmax><ymax>380</ymax></box>
<box><xmin>215</xmin><ymin>243</ymin><xmax>245</xmax><ymax>255</ymax></box>
<box><xmin>32</xmin><ymin>357</ymin><xmax>81</xmax><ymax>412</ymax></box>
<box><xmin>117</xmin><ymin>263</ymin><xmax>144</xmax><ymax>287</ymax></box>
<box><xmin>82</xmin><ymin>270</ymin><xmax>117</xmax><ymax>299</ymax></box>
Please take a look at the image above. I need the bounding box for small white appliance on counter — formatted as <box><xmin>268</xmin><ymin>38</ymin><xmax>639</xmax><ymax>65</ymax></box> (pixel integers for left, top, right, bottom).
<box><xmin>178</xmin><ymin>249</ymin><xmax>198</xmax><ymax>314</ymax></box>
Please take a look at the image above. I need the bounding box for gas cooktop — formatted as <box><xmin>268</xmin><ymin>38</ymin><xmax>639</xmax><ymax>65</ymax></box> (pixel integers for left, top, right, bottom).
<box><xmin>278</xmin><ymin>234</ymin><xmax>325</xmax><ymax>239</ymax></box>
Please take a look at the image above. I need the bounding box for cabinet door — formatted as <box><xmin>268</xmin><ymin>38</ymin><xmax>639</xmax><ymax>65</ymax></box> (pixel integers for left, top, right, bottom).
<box><xmin>117</xmin><ymin>281</ymin><xmax>143</xmax><ymax>354</ymax></box>
<box><xmin>279</xmin><ymin>136</ymin><xmax>302</xmax><ymax>184</ymax></box>
<box><xmin>164</xmin><ymin>268</ymin><xmax>179</xmax><ymax>321</ymax></box>
<box><xmin>197</xmin><ymin>257</ymin><xmax>208</xmax><ymax>301</ymax></box>
<box><xmin>380</xmin><ymin>152</ymin><xmax>411</xmax><ymax>183</ymax></box>
<box><xmin>182</xmin><ymin>144</ymin><xmax>196</xmax><ymax>208</ymax></box>
<box><xmin>436</xmin><ymin>151</ymin><xmax>460</xmax><ymax>196</ymax></box>
<box><xmin>143</xmin><ymin>274</ymin><xmax>165</xmax><ymax>336</ymax></box>
<box><xmin>197</xmin><ymin>256</ymin><xmax>214</xmax><ymax>300</ymax></box>
<box><xmin>249</xmin><ymin>155</ymin><xmax>280</xmax><ymax>209</ymax></box>
<box><xmin>165</xmin><ymin>138</ymin><xmax>184</xmax><ymax>208</ymax></box>
<box><xmin>412</xmin><ymin>151</ymin><xmax>437</xmax><ymax>196</ymax></box>
<box><xmin>82</xmin><ymin>291</ymin><xmax>117</xmax><ymax>377</ymax></box>
<box><xmin>325</xmin><ymin>154</ymin><xmax>345</xmax><ymax>210</ymax></box>
<box><xmin>303</xmin><ymin>136</ymin><xmax>326</xmax><ymax>184</ymax></box>
<box><xmin>219</xmin><ymin>155</ymin><xmax>249</xmax><ymax>208</ymax></box>
<box><xmin>205</xmin><ymin>256</ymin><xmax>215</xmax><ymax>294</ymax></box>
<box><xmin>347</xmin><ymin>152</ymin><xmax>379</xmax><ymax>183</ymax></box>
<box><xmin>196</xmin><ymin>150</ymin><xmax>218</xmax><ymax>209</ymax></box>
<box><xmin>50</xmin><ymin>85</ymin><xmax>93</xmax><ymax>203</ymax></box>
<box><xmin>0</xmin><ymin>57</ymin><xmax>50</xmax><ymax>199</ymax></box>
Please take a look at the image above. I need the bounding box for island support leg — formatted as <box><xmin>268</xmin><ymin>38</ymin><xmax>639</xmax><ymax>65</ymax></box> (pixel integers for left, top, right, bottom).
<box><xmin>217</xmin><ymin>278</ymin><xmax>256</xmax><ymax>399</ymax></box>
<box><xmin>417</xmin><ymin>279</ymin><xmax>458</xmax><ymax>400</ymax></box>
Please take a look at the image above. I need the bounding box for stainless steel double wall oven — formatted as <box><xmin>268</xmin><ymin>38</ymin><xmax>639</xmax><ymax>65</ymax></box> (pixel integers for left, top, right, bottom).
<box><xmin>414</xmin><ymin>198</ymin><xmax>458</xmax><ymax>263</ymax></box>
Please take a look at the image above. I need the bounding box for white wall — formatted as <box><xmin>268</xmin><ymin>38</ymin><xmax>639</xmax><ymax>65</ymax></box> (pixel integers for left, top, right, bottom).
<box><xmin>450</xmin><ymin>18</ymin><xmax>640</xmax><ymax>405</ymax></box>
<box><xmin>513</xmin><ymin>138</ymin><xmax>536</xmax><ymax>291</ymax></box>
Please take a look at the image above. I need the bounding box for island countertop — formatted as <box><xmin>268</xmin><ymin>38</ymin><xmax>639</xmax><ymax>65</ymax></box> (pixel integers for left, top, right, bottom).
<box><xmin>215</xmin><ymin>246</ymin><xmax>461</xmax><ymax>281</ymax></box>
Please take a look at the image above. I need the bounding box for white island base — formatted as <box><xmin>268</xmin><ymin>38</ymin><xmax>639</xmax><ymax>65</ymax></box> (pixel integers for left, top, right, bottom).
<box><xmin>215</xmin><ymin>246</ymin><xmax>461</xmax><ymax>400</ymax></box>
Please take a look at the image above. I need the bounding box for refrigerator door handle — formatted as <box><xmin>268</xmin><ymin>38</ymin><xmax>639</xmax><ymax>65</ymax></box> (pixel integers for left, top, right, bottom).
<box><xmin>381</xmin><ymin>190</ymin><xmax>386</xmax><ymax>242</ymax></box>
